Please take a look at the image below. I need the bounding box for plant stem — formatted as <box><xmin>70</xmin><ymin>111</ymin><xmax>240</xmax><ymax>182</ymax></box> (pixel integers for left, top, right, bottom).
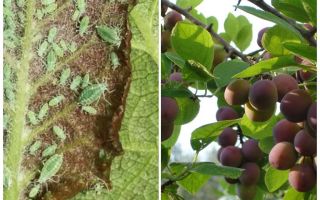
<box><xmin>162</xmin><ymin>0</ymin><xmax>252</xmax><ymax>64</ymax></box>
<box><xmin>4</xmin><ymin>1</ymin><xmax>36</xmax><ymax>199</ymax></box>
<box><xmin>236</xmin><ymin>125</ymin><xmax>244</xmax><ymax>144</ymax></box>
<box><xmin>247</xmin><ymin>0</ymin><xmax>317</xmax><ymax>47</ymax></box>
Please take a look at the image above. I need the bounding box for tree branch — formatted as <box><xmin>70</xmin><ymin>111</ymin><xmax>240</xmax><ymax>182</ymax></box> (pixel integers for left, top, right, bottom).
<box><xmin>247</xmin><ymin>0</ymin><xmax>317</xmax><ymax>47</ymax></box>
<box><xmin>162</xmin><ymin>0</ymin><xmax>252</xmax><ymax>64</ymax></box>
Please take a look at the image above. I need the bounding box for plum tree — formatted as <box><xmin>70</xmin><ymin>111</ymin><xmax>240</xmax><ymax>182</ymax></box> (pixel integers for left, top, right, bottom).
<box><xmin>280</xmin><ymin>89</ymin><xmax>312</xmax><ymax>122</ymax></box>
<box><xmin>218</xmin><ymin>127</ymin><xmax>238</xmax><ymax>147</ymax></box>
<box><xmin>307</xmin><ymin>102</ymin><xmax>317</xmax><ymax>132</ymax></box>
<box><xmin>248</xmin><ymin>80</ymin><xmax>277</xmax><ymax>110</ymax></box>
<box><xmin>161</xmin><ymin>3</ymin><xmax>168</xmax><ymax>17</ymax></box>
<box><xmin>257</xmin><ymin>27</ymin><xmax>269</xmax><ymax>48</ymax></box>
<box><xmin>294</xmin><ymin>130</ymin><xmax>316</xmax><ymax>156</ymax></box>
<box><xmin>224</xmin><ymin>79</ymin><xmax>250</xmax><ymax>105</ymax></box>
<box><xmin>269</xmin><ymin>142</ymin><xmax>297</xmax><ymax>170</ymax></box>
<box><xmin>272</xmin><ymin>74</ymin><xmax>298</xmax><ymax>102</ymax></box>
<box><xmin>212</xmin><ymin>45</ymin><xmax>227</xmax><ymax>68</ymax></box>
<box><xmin>161</xmin><ymin>97</ymin><xmax>179</xmax><ymax>122</ymax></box>
<box><xmin>161</xmin><ymin>31</ymin><xmax>171</xmax><ymax>52</ymax></box>
<box><xmin>169</xmin><ymin>72</ymin><xmax>183</xmax><ymax>82</ymax></box>
<box><xmin>237</xmin><ymin>184</ymin><xmax>257</xmax><ymax>200</ymax></box>
<box><xmin>273</xmin><ymin>119</ymin><xmax>301</xmax><ymax>143</ymax></box>
<box><xmin>239</xmin><ymin>162</ymin><xmax>260</xmax><ymax>185</ymax></box>
<box><xmin>289</xmin><ymin>163</ymin><xmax>316</xmax><ymax>192</ymax></box>
<box><xmin>216</xmin><ymin>106</ymin><xmax>239</xmax><ymax>121</ymax></box>
<box><xmin>161</xmin><ymin>121</ymin><xmax>174</xmax><ymax>141</ymax></box>
<box><xmin>220</xmin><ymin>146</ymin><xmax>243</xmax><ymax>167</ymax></box>
<box><xmin>164</xmin><ymin>11</ymin><xmax>183</xmax><ymax>31</ymax></box>
<box><xmin>241</xmin><ymin>139</ymin><xmax>263</xmax><ymax>162</ymax></box>
<box><xmin>244</xmin><ymin>102</ymin><xmax>275</xmax><ymax>122</ymax></box>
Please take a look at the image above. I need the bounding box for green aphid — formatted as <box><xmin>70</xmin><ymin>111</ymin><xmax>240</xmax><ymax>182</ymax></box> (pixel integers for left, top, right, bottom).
<box><xmin>42</xmin><ymin>144</ymin><xmax>58</xmax><ymax>157</ymax></box>
<box><xmin>79</xmin><ymin>16</ymin><xmax>90</xmax><ymax>36</ymax></box>
<box><xmin>81</xmin><ymin>74</ymin><xmax>90</xmax><ymax>88</ymax></box>
<box><xmin>53</xmin><ymin>125</ymin><xmax>66</xmax><ymax>141</ymax></box>
<box><xmin>35</xmin><ymin>9</ymin><xmax>44</xmax><ymax>20</ymax></box>
<box><xmin>29</xmin><ymin>184</ymin><xmax>40</xmax><ymax>198</ymax></box>
<box><xmin>78</xmin><ymin>83</ymin><xmax>108</xmax><ymax>105</ymax></box>
<box><xmin>28</xmin><ymin>111</ymin><xmax>39</xmax><ymax>125</ymax></box>
<box><xmin>46</xmin><ymin>50</ymin><xmax>57</xmax><ymax>72</ymax></box>
<box><xmin>68</xmin><ymin>42</ymin><xmax>77</xmax><ymax>52</ymax></box>
<box><xmin>77</xmin><ymin>0</ymin><xmax>86</xmax><ymax>14</ymax></box>
<box><xmin>110</xmin><ymin>52</ymin><xmax>120</xmax><ymax>70</ymax></box>
<box><xmin>59</xmin><ymin>40</ymin><xmax>68</xmax><ymax>51</ymax></box>
<box><xmin>48</xmin><ymin>95</ymin><xmax>64</xmax><ymax>107</ymax></box>
<box><xmin>41</xmin><ymin>0</ymin><xmax>55</xmax><ymax>6</ymax></box>
<box><xmin>47</xmin><ymin>27</ymin><xmax>58</xmax><ymax>43</ymax></box>
<box><xmin>70</xmin><ymin>75</ymin><xmax>82</xmax><ymax>91</ymax></box>
<box><xmin>38</xmin><ymin>103</ymin><xmax>49</xmax><ymax>121</ymax></box>
<box><xmin>59</xmin><ymin>68</ymin><xmax>71</xmax><ymax>85</ymax></box>
<box><xmin>16</xmin><ymin>0</ymin><xmax>25</xmax><ymax>8</ymax></box>
<box><xmin>29</xmin><ymin>141</ymin><xmax>42</xmax><ymax>155</ymax></box>
<box><xmin>52</xmin><ymin>43</ymin><xmax>64</xmax><ymax>57</ymax></box>
<box><xmin>38</xmin><ymin>154</ymin><xmax>63</xmax><ymax>183</ymax></box>
<box><xmin>96</xmin><ymin>25</ymin><xmax>121</xmax><ymax>47</ymax></box>
<box><xmin>71</xmin><ymin>10</ymin><xmax>80</xmax><ymax>21</ymax></box>
<box><xmin>82</xmin><ymin>106</ymin><xmax>97</xmax><ymax>115</ymax></box>
<box><xmin>42</xmin><ymin>3</ymin><xmax>57</xmax><ymax>14</ymax></box>
<box><xmin>38</xmin><ymin>40</ymin><xmax>49</xmax><ymax>57</ymax></box>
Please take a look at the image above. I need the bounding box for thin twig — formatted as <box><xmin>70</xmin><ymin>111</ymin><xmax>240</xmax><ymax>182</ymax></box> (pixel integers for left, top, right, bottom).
<box><xmin>236</xmin><ymin>125</ymin><xmax>244</xmax><ymax>144</ymax></box>
<box><xmin>246</xmin><ymin>48</ymin><xmax>264</xmax><ymax>56</ymax></box>
<box><xmin>162</xmin><ymin>0</ymin><xmax>252</xmax><ymax>64</ymax></box>
<box><xmin>247</xmin><ymin>0</ymin><xmax>317</xmax><ymax>47</ymax></box>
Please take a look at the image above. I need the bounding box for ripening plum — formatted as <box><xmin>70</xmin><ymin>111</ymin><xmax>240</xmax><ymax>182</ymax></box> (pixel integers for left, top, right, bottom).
<box><xmin>161</xmin><ymin>31</ymin><xmax>171</xmax><ymax>52</ymax></box>
<box><xmin>272</xmin><ymin>74</ymin><xmax>298</xmax><ymax>102</ymax></box>
<box><xmin>273</xmin><ymin>119</ymin><xmax>301</xmax><ymax>143</ymax></box>
<box><xmin>241</xmin><ymin>139</ymin><xmax>263</xmax><ymax>162</ymax></box>
<box><xmin>289</xmin><ymin>163</ymin><xmax>316</xmax><ymax>192</ymax></box>
<box><xmin>218</xmin><ymin>127</ymin><xmax>238</xmax><ymax>147</ymax></box>
<box><xmin>212</xmin><ymin>45</ymin><xmax>227</xmax><ymax>67</ymax></box>
<box><xmin>245</xmin><ymin>102</ymin><xmax>275</xmax><ymax>122</ymax></box>
<box><xmin>217</xmin><ymin>147</ymin><xmax>224</xmax><ymax>162</ymax></box>
<box><xmin>225</xmin><ymin>177</ymin><xmax>239</xmax><ymax>184</ymax></box>
<box><xmin>161</xmin><ymin>97</ymin><xmax>179</xmax><ymax>122</ymax></box>
<box><xmin>269</xmin><ymin>142</ymin><xmax>297</xmax><ymax>170</ymax></box>
<box><xmin>169</xmin><ymin>72</ymin><xmax>183</xmax><ymax>82</ymax></box>
<box><xmin>249</xmin><ymin>80</ymin><xmax>277</xmax><ymax>110</ymax></box>
<box><xmin>237</xmin><ymin>184</ymin><xmax>257</xmax><ymax>200</ymax></box>
<box><xmin>280</xmin><ymin>89</ymin><xmax>312</xmax><ymax>122</ymax></box>
<box><xmin>239</xmin><ymin>162</ymin><xmax>260</xmax><ymax>185</ymax></box>
<box><xmin>294</xmin><ymin>130</ymin><xmax>316</xmax><ymax>156</ymax></box>
<box><xmin>224</xmin><ymin>79</ymin><xmax>250</xmax><ymax>105</ymax></box>
<box><xmin>216</xmin><ymin>106</ymin><xmax>239</xmax><ymax>121</ymax></box>
<box><xmin>307</xmin><ymin>102</ymin><xmax>317</xmax><ymax>132</ymax></box>
<box><xmin>299</xmin><ymin>70</ymin><xmax>314</xmax><ymax>81</ymax></box>
<box><xmin>161</xmin><ymin>120</ymin><xmax>174</xmax><ymax>141</ymax></box>
<box><xmin>257</xmin><ymin>27</ymin><xmax>269</xmax><ymax>48</ymax></box>
<box><xmin>220</xmin><ymin>146</ymin><xmax>243</xmax><ymax>167</ymax></box>
<box><xmin>262</xmin><ymin>52</ymin><xmax>272</xmax><ymax>60</ymax></box>
<box><xmin>164</xmin><ymin>11</ymin><xmax>182</xmax><ymax>31</ymax></box>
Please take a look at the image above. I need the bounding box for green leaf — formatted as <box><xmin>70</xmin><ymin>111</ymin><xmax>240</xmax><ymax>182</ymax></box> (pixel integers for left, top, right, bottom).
<box><xmin>283</xmin><ymin>42</ymin><xmax>317</xmax><ymax>62</ymax></box>
<box><xmin>189</xmin><ymin>9</ymin><xmax>207</xmax><ymax>24</ymax></box>
<box><xmin>161</xmin><ymin>53</ymin><xmax>172</xmax><ymax>79</ymax></box>
<box><xmin>213</xmin><ymin>60</ymin><xmax>250</xmax><ymax>88</ymax></box>
<box><xmin>175</xmin><ymin>96</ymin><xmax>200</xmax><ymax>125</ymax></box>
<box><xmin>165</xmin><ymin>52</ymin><xmax>186</xmax><ymax>69</ymax></box>
<box><xmin>182</xmin><ymin>60</ymin><xmax>215</xmax><ymax>82</ymax></box>
<box><xmin>171</xmin><ymin>21</ymin><xmax>214</xmax><ymax>69</ymax></box>
<box><xmin>233</xmin><ymin>55</ymin><xmax>297</xmax><ymax>78</ymax></box>
<box><xmin>224</xmin><ymin>13</ymin><xmax>239</xmax><ymax>40</ymax></box>
<box><xmin>178</xmin><ymin>172</ymin><xmax>211</xmax><ymax>194</ymax></box>
<box><xmin>162</xmin><ymin>125</ymin><xmax>181</xmax><ymax>149</ymax></box>
<box><xmin>271</xmin><ymin>0</ymin><xmax>310</xmax><ymax>22</ymax></box>
<box><xmin>161</xmin><ymin>146</ymin><xmax>170</xmax><ymax>171</ymax></box>
<box><xmin>283</xmin><ymin>188</ymin><xmax>305</xmax><ymax>200</ymax></box>
<box><xmin>302</xmin><ymin>0</ymin><xmax>317</xmax><ymax>26</ymax></box>
<box><xmin>265</xmin><ymin>167</ymin><xmax>289</xmax><ymax>192</ymax></box>
<box><xmin>190</xmin><ymin>162</ymin><xmax>243</xmax><ymax>179</ymax></box>
<box><xmin>191</xmin><ymin>119</ymin><xmax>240</xmax><ymax>151</ymax></box>
<box><xmin>259</xmin><ymin>137</ymin><xmax>274</xmax><ymax>154</ymax></box>
<box><xmin>207</xmin><ymin>16</ymin><xmax>218</xmax><ymax>33</ymax></box>
<box><xmin>176</xmin><ymin>0</ymin><xmax>203</xmax><ymax>9</ymax></box>
<box><xmin>240</xmin><ymin>114</ymin><xmax>277</xmax><ymax>139</ymax></box>
<box><xmin>262</xmin><ymin>25</ymin><xmax>302</xmax><ymax>56</ymax></box>
<box><xmin>234</xmin><ymin>24</ymin><xmax>252</xmax><ymax>51</ymax></box>
<box><xmin>237</xmin><ymin>6</ymin><xmax>303</xmax><ymax>39</ymax></box>
<box><xmin>162</xmin><ymin>87</ymin><xmax>194</xmax><ymax>98</ymax></box>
